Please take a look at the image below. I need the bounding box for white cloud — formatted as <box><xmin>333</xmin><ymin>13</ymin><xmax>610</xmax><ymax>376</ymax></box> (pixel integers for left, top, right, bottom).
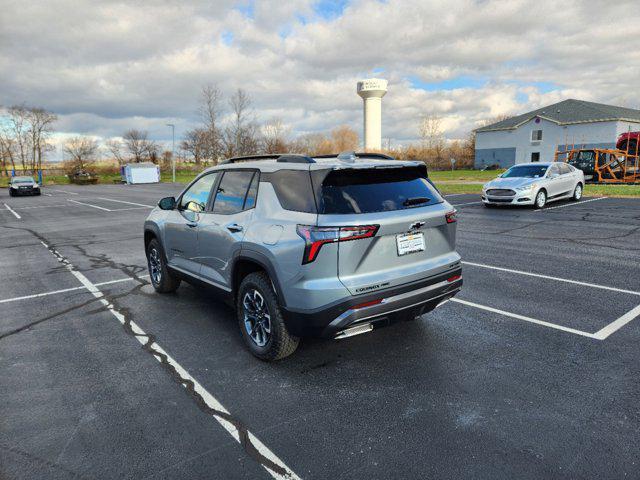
<box><xmin>1</xmin><ymin>0</ymin><xmax>639</xmax><ymax>149</ymax></box>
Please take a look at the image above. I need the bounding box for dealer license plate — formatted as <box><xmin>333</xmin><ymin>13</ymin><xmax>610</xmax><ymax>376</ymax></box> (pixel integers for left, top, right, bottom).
<box><xmin>396</xmin><ymin>232</ymin><xmax>425</xmax><ymax>256</ymax></box>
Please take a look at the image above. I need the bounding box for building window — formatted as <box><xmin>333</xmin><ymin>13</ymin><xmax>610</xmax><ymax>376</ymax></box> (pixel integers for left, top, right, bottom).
<box><xmin>531</xmin><ymin>152</ymin><xmax>540</xmax><ymax>162</ymax></box>
<box><xmin>531</xmin><ymin>130</ymin><xmax>543</xmax><ymax>142</ymax></box>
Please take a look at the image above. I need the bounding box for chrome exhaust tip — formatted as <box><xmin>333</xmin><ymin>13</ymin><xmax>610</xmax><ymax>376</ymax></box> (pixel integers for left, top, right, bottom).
<box><xmin>335</xmin><ymin>322</ymin><xmax>373</xmax><ymax>340</ymax></box>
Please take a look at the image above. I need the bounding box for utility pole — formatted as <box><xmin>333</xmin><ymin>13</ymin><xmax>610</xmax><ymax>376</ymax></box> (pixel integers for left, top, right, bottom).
<box><xmin>166</xmin><ymin>123</ymin><xmax>175</xmax><ymax>183</ymax></box>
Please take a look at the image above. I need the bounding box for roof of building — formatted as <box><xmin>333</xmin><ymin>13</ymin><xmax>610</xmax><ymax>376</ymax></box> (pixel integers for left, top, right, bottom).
<box><xmin>476</xmin><ymin>99</ymin><xmax>640</xmax><ymax>133</ymax></box>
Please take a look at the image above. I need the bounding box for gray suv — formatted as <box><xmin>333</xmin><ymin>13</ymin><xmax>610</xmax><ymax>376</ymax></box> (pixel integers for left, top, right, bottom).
<box><xmin>144</xmin><ymin>153</ymin><xmax>462</xmax><ymax>360</ymax></box>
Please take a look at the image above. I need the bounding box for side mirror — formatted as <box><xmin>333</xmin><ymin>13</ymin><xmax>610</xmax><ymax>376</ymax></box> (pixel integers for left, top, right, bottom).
<box><xmin>158</xmin><ymin>196</ymin><xmax>176</xmax><ymax>210</ymax></box>
<box><xmin>548</xmin><ymin>173</ymin><xmax>559</xmax><ymax>179</ymax></box>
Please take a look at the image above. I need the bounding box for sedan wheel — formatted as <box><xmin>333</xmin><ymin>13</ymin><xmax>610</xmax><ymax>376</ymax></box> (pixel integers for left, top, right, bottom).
<box><xmin>573</xmin><ymin>183</ymin><xmax>583</xmax><ymax>201</ymax></box>
<box><xmin>535</xmin><ymin>190</ymin><xmax>547</xmax><ymax>209</ymax></box>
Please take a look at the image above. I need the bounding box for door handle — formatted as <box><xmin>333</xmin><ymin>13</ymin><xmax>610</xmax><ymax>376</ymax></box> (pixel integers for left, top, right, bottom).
<box><xmin>226</xmin><ymin>223</ymin><xmax>243</xmax><ymax>232</ymax></box>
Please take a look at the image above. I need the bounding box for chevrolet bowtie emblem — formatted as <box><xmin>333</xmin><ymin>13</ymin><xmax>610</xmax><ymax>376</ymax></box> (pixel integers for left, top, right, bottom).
<box><xmin>410</xmin><ymin>221</ymin><xmax>426</xmax><ymax>230</ymax></box>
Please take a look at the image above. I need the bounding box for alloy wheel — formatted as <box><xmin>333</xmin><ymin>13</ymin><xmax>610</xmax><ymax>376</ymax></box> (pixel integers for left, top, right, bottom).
<box><xmin>148</xmin><ymin>247</ymin><xmax>162</xmax><ymax>285</ymax></box>
<box><xmin>574</xmin><ymin>184</ymin><xmax>582</xmax><ymax>200</ymax></box>
<box><xmin>536</xmin><ymin>191</ymin><xmax>546</xmax><ymax>208</ymax></box>
<box><xmin>242</xmin><ymin>289</ymin><xmax>271</xmax><ymax>347</ymax></box>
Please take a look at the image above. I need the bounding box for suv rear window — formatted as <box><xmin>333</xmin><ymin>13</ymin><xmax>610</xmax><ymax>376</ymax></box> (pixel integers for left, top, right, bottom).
<box><xmin>319</xmin><ymin>166</ymin><xmax>442</xmax><ymax>214</ymax></box>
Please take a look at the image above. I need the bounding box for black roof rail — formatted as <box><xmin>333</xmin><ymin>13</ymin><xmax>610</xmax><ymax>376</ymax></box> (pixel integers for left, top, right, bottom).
<box><xmin>276</xmin><ymin>154</ymin><xmax>315</xmax><ymax>164</ymax></box>
<box><xmin>313</xmin><ymin>152</ymin><xmax>395</xmax><ymax>160</ymax></box>
<box><xmin>221</xmin><ymin>154</ymin><xmax>280</xmax><ymax>164</ymax></box>
<box><xmin>221</xmin><ymin>154</ymin><xmax>316</xmax><ymax>164</ymax></box>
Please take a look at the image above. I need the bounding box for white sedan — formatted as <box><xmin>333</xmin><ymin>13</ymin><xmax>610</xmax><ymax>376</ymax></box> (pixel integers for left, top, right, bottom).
<box><xmin>481</xmin><ymin>162</ymin><xmax>585</xmax><ymax>209</ymax></box>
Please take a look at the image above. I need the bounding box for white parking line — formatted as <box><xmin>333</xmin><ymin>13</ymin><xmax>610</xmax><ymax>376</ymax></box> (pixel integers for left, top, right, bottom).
<box><xmin>110</xmin><ymin>206</ymin><xmax>154</xmax><ymax>211</ymax></box>
<box><xmin>452</xmin><ymin>297</ymin><xmax>640</xmax><ymax>341</ymax></box>
<box><xmin>0</xmin><ymin>275</ymin><xmax>150</xmax><ymax>305</ymax></box>
<box><xmin>98</xmin><ymin>197</ymin><xmax>155</xmax><ymax>208</ymax></box>
<box><xmin>452</xmin><ymin>201</ymin><xmax>483</xmax><ymax>207</ymax></box>
<box><xmin>592</xmin><ymin>304</ymin><xmax>640</xmax><ymax>340</ymax></box>
<box><xmin>450</xmin><ymin>298</ymin><xmax>597</xmax><ymax>338</ymax></box>
<box><xmin>0</xmin><ymin>285</ymin><xmax>85</xmax><ymax>304</ymax></box>
<box><xmin>4</xmin><ymin>203</ymin><xmax>21</xmax><ymax>219</ymax></box>
<box><xmin>49</xmin><ymin>189</ymin><xmax>78</xmax><ymax>195</ymax></box>
<box><xmin>12</xmin><ymin>204</ymin><xmax>70</xmax><ymax>210</ymax></box>
<box><xmin>462</xmin><ymin>261</ymin><xmax>640</xmax><ymax>297</ymax></box>
<box><xmin>535</xmin><ymin>196</ymin><xmax>606</xmax><ymax>212</ymax></box>
<box><xmin>38</xmin><ymin>241</ymin><xmax>299</xmax><ymax>480</ymax></box>
<box><xmin>68</xmin><ymin>199</ymin><xmax>112</xmax><ymax>211</ymax></box>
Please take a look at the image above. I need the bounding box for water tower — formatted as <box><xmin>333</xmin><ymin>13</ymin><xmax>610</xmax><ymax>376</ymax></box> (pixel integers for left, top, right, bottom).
<box><xmin>357</xmin><ymin>78</ymin><xmax>388</xmax><ymax>151</ymax></box>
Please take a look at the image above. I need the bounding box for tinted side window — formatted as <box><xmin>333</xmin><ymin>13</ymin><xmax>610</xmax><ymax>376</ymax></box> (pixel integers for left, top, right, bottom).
<box><xmin>243</xmin><ymin>172</ymin><xmax>259</xmax><ymax>210</ymax></box>
<box><xmin>266</xmin><ymin>170</ymin><xmax>316</xmax><ymax>213</ymax></box>
<box><xmin>179</xmin><ymin>173</ymin><xmax>218</xmax><ymax>212</ymax></box>
<box><xmin>212</xmin><ymin>170</ymin><xmax>254</xmax><ymax>214</ymax></box>
<box><xmin>548</xmin><ymin>165</ymin><xmax>559</xmax><ymax>176</ymax></box>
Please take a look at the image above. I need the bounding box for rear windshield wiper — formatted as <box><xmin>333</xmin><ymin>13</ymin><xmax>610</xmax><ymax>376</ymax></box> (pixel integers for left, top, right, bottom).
<box><xmin>403</xmin><ymin>196</ymin><xmax>430</xmax><ymax>206</ymax></box>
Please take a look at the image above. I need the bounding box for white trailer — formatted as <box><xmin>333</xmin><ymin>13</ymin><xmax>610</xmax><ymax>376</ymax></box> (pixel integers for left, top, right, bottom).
<box><xmin>121</xmin><ymin>163</ymin><xmax>160</xmax><ymax>184</ymax></box>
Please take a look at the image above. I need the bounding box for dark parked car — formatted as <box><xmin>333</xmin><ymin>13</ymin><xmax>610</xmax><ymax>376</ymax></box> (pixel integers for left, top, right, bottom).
<box><xmin>9</xmin><ymin>176</ymin><xmax>41</xmax><ymax>196</ymax></box>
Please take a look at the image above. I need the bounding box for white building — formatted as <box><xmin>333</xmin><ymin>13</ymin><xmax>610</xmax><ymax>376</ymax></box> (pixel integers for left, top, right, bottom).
<box><xmin>474</xmin><ymin>99</ymin><xmax>640</xmax><ymax>168</ymax></box>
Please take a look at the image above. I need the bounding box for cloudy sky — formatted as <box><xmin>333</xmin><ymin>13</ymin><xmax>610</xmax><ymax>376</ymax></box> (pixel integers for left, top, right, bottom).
<box><xmin>1</xmin><ymin>0</ymin><xmax>639</xmax><ymax>155</ymax></box>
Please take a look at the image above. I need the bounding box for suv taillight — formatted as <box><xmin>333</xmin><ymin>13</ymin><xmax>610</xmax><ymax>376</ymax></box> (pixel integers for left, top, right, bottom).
<box><xmin>296</xmin><ymin>224</ymin><xmax>379</xmax><ymax>264</ymax></box>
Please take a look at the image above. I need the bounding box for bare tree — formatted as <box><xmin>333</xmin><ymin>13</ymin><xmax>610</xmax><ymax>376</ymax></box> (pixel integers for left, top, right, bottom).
<box><xmin>419</xmin><ymin>114</ymin><xmax>446</xmax><ymax>157</ymax></box>
<box><xmin>180</xmin><ymin>127</ymin><xmax>208</xmax><ymax>164</ymax></box>
<box><xmin>419</xmin><ymin>114</ymin><xmax>444</xmax><ymax>150</ymax></box>
<box><xmin>4</xmin><ymin>105</ymin><xmax>31</xmax><ymax>171</ymax></box>
<box><xmin>63</xmin><ymin>136</ymin><xmax>99</xmax><ymax>172</ymax></box>
<box><xmin>223</xmin><ymin>88</ymin><xmax>259</xmax><ymax>157</ymax></box>
<box><xmin>123</xmin><ymin>129</ymin><xmax>158</xmax><ymax>163</ymax></box>
<box><xmin>199</xmin><ymin>84</ymin><xmax>223</xmax><ymax>162</ymax></box>
<box><xmin>0</xmin><ymin>131</ymin><xmax>16</xmax><ymax>175</ymax></box>
<box><xmin>27</xmin><ymin>107</ymin><xmax>57</xmax><ymax>171</ymax></box>
<box><xmin>1</xmin><ymin>105</ymin><xmax>56</xmax><ymax>173</ymax></box>
<box><xmin>106</xmin><ymin>139</ymin><xmax>126</xmax><ymax>165</ymax></box>
<box><xmin>261</xmin><ymin>118</ymin><xmax>289</xmax><ymax>154</ymax></box>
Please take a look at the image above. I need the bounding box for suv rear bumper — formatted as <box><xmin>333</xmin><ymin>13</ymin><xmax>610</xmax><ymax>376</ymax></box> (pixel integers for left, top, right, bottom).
<box><xmin>281</xmin><ymin>268</ymin><xmax>462</xmax><ymax>338</ymax></box>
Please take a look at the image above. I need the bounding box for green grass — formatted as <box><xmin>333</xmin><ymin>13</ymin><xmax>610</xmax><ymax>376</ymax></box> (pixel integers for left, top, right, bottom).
<box><xmin>160</xmin><ymin>170</ymin><xmax>200</xmax><ymax>183</ymax></box>
<box><xmin>583</xmin><ymin>184</ymin><xmax>640</xmax><ymax>197</ymax></box>
<box><xmin>435</xmin><ymin>183</ymin><xmax>483</xmax><ymax>195</ymax></box>
<box><xmin>429</xmin><ymin>169</ymin><xmax>506</xmax><ymax>182</ymax></box>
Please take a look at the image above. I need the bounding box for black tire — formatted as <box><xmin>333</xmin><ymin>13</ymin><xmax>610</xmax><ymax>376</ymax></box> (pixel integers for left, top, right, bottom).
<box><xmin>534</xmin><ymin>189</ymin><xmax>547</xmax><ymax>209</ymax></box>
<box><xmin>9</xmin><ymin>189</ymin><xmax>14</xmax><ymax>197</ymax></box>
<box><xmin>237</xmin><ymin>271</ymin><xmax>299</xmax><ymax>361</ymax></box>
<box><xmin>572</xmin><ymin>183</ymin><xmax>583</xmax><ymax>201</ymax></box>
<box><xmin>146</xmin><ymin>238</ymin><xmax>181</xmax><ymax>293</ymax></box>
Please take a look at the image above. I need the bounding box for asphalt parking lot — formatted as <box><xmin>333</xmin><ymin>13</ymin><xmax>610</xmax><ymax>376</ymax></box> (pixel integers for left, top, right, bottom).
<box><xmin>1</xmin><ymin>184</ymin><xmax>639</xmax><ymax>480</ymax></box>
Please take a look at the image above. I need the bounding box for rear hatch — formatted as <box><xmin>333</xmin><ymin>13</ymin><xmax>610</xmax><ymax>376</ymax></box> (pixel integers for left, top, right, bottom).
<box><xmin>314</xmin><ymin>164</ymin><xmax>459</xmax><ymax>295</ymax></box>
